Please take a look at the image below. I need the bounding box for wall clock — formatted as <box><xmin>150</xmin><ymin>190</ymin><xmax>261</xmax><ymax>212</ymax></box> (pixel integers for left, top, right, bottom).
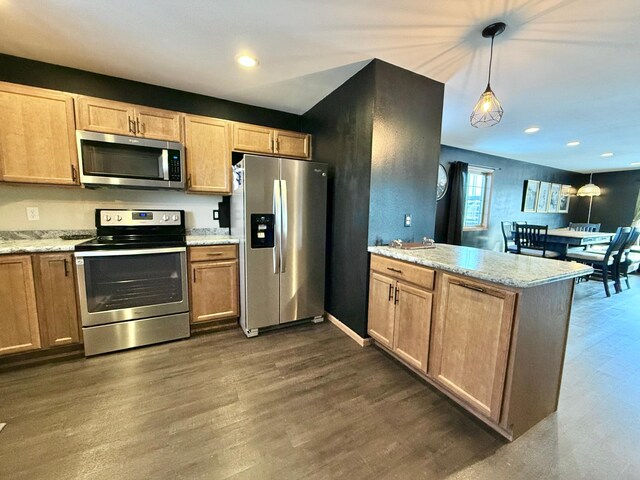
<box><xmin>437</xmin><ymin>164</ymin><xmax>448</xmax><ymax>201</ymax></box>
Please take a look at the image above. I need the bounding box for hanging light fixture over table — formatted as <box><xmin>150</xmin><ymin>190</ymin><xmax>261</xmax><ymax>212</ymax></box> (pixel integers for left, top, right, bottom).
<box><xmin>577</xmin><ymin>173</ymin><xmax>601</xmax><ymax>223</ymax></box>
<box><xmin>470</xmin><ymin>22</ymin><xmax>506</xmax><ymax>128</ymax></box>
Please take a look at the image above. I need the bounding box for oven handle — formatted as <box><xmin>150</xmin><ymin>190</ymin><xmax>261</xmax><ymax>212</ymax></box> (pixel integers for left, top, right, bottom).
<box><xmin>74</xmin><ymin>247</ymin><xmax>186</xmax><ymax>258</ymax></box>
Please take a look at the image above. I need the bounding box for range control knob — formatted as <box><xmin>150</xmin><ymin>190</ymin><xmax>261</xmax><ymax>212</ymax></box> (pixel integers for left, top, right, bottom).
<box><xmin>105</xmin><ymin>215</ymin><xmax>112</xmax><ymax>222</ymax></box>
<box><xmin>116</xmin><ymin>215</ymin><xmax>123</xmax><ymax>221</ymax></box>
<box><xmin>172</xmin><ymin>215</ymin><xmax>179</xmax><ymax>221</ymax></box>
<box><xmin>163</xmin><ymin>214</ymin><xmax>170</xmax><ymax>221</ymax></box>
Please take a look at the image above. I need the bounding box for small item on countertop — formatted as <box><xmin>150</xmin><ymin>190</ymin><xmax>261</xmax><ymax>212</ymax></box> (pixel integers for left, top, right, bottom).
<box><xmin>388</xmin><ymin>238</ymin><xmax>436</xmax><ymax>250</ymax></box>
<box><xmin>59</xmin><ymin>234</ymin><xmax>94</xmax><ymax>241</ymax></box>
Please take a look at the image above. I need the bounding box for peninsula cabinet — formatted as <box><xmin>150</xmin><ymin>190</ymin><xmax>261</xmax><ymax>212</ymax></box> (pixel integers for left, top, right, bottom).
<box><xmin>0</xmin><ymin>82</ymin><xmax>79</xmax><ymax>185</ymax></box>
<box><xmin>428</xmin><ymin>274</ymin><xmax>516</xmax><ymax>422</ymax></box>
<box><xmin>368</xmin><ymin>255</ymin><xmax>434</xmax><ymax>373</ymax></box>
<box><xmin>183</xmin><ymin>115</ymin><xmax>232</xmax><ymax>194</ymax></box>
<box><xmin>232</xmin><ymin>123</ymin><xmax>310</xmax><ymax>159</ymax></box>
<box><xmin>188</xmin><ymin>246</ymin><xmax>239</xmax><ymax>325</ymax></box>
<box><xmin>34</xmin><ymin>253</ymin><xmax>81</xmax><ymax>347</ymax></box>
<box><xmin>76</xmin><ymin>96</ymin><xmax>181</xmax><ymax>142</ymax></box>
<box><xmin>0</xmin><ymin>255</ymin><xmax>41</xmax><ymax>355</ymax></box>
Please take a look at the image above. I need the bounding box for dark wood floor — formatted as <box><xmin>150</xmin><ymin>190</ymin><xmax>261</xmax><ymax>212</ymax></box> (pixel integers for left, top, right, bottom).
<box><xmin>1</xmin><ymin>276</ymin><xmax>639</xmax><ymax>479</ymax></box>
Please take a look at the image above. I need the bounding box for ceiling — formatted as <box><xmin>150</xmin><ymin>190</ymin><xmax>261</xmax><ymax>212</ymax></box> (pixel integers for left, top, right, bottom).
<box><xmin>1</xmin><ymin>0</ymin><xmax>639</xmax><ymax>173</ymax></box>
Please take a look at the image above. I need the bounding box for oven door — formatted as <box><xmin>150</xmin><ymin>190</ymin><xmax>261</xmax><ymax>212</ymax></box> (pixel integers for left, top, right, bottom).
<box><xmin>75</xmin><ymin>247</ymin><xmax>189</xmax><ymax>327</ymax></box>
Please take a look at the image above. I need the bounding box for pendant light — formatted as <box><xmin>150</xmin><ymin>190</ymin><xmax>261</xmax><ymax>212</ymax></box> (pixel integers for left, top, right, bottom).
<box><xmin>577</xmin><ymin>173</ymin><xmax>601</xmax><ymax>223</ymax></box>
<box><xmin>470</xmin><ymin>22</ymin><xmax>506</xmax><ymax>128</ymax></box>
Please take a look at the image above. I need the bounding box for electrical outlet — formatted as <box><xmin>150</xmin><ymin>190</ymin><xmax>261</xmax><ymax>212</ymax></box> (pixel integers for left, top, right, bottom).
<box><xmin>26</xmin><ymin>207</ymin><xmax>40</xmax><ymax>221</ymax></box>
<box><xmin>404</xmin><ymin>213</ymin><xmax>411</xmax><ymax>227</ymax></box>
<box><xmin>213</xmin><ymin>210</ymin><xmax>220</xmax><ymax>221</ymax></box>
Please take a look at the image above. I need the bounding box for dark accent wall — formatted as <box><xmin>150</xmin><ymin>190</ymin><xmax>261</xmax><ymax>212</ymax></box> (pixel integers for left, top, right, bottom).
<box><xmin>302</xmin><ymin>59</ymin><xmax>443</xmax><ymax>337</ymax></box>
<box><xmin>435</xmin><ymin>145</ymin><xmax>587</xmax><ymax>250</ymax></box>
<box><xmin>368</xmin><ymin>61</ymin><xmax>443</xmax><ymax>244</ymax></box>
<box><xmin>0</xmin><ymin>54</ymin><xmax>300</xmax><ymax>130</ymax></box>
<box><xmin>572</xmin><ymin>170</ymin><xmax>640</xmax><ymax>232</ymax></box>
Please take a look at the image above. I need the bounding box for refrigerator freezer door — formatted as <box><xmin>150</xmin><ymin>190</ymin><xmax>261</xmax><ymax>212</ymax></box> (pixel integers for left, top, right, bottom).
<box><xmin>243</xmin><ymin>155</ymin><xmax>281</xmax><ymax>330</ymax></box>
<box><xmin>279</xmin><ymin>159</ymin><xmax>328</xmax><ymax>323</ymax></box>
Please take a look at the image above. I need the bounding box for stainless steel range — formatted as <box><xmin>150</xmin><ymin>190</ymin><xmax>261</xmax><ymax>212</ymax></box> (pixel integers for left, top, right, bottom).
<box><xmin>74</xmin><ymin>209</ymin><xmax>190</xmax><ymax>356</ymax></box>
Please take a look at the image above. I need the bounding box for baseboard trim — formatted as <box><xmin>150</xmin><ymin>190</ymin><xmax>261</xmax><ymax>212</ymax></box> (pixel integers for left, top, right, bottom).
<box><xmin>326</xmin><ymin>312</ymin><xmax>372</xmax><ymax>347</ymax></box>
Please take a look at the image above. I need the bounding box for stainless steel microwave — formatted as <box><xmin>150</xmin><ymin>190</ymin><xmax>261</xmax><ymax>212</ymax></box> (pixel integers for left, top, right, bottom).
<box><xmin>76</xmin><ymin>131</ymin><xmax>185</xmax><ymax>190</ymax></box>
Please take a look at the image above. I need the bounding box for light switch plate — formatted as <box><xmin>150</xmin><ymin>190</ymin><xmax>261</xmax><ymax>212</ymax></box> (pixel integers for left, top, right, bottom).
<box><xmin>26</xmin><ymin>207</ymin><xmax>39</xmax><ymax>221</ymax></box>
<box><xmin>404</xmin><ymin>214</ymin><xmax>411</xmax><ymax>227</ymax></box>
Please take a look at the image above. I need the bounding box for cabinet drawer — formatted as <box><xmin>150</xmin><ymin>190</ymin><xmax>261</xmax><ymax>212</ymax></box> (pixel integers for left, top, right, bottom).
<box><xmin>370</xmin><ymin>254</ymin><xmax>434</xmax><ymax>290</ymax></box>
<box><xmin>189</xmin><ymin>245</ymin><xmax>237</xmax><ymax>262</ymax></box>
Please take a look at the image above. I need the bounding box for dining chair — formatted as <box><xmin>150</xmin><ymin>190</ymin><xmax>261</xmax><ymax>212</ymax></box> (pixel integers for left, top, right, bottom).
<box><xmin>566</xmin><ymin>227</ymin><xmax>631</xmax><ymax>297</ymax></box>
<box><xmin>569</xmin><ymin>222</ymin><xmax>601</xmax><ymax>232</ymax></box>
<box><xmin>515</xmin><ymin>224</ymin><xmax>561</xmax><ymax>259</ymax></box>
<box><xmin>501</xmin><ymin>221</ymin><xmax>518</xmax><ymax>253</ymax></box>
<box><xmin>615</xmin><ymin>228</ymin><xmax>640</xmax><ymax>291</ymax></box>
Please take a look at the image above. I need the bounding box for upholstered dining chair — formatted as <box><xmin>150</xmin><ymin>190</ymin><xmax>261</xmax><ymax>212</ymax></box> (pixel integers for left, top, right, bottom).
<box><xmin>569</xmin><ymin>222</ymin><xmax>601</xmax><ymax>232</ymax></box>
<box><xmin>515</xmin><ymin>224</ymin><xmax>560</xmax><ymax>259</ymax></box>
<box><xmin>566</xmin><ymin>227</ymin><xmax>631</xmax><ymax>297</ymax></box>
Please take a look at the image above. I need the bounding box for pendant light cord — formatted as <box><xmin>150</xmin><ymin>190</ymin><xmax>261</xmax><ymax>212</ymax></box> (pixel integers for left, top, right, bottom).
<box><xmin>487</xmin><ymin>35</ymin><xmax>495</xmax><ymax>86</ymax></box>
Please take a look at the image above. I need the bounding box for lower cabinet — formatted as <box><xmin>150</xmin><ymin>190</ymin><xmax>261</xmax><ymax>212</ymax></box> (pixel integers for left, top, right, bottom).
<box><xmin>189</xmin><ymin>246</ymin><xmax>239</xmax><ymax>325</ymax></box>
<box><xmin>34</xmin><ymin>253</ymin><xmax>81</xmax><ymax>347</ymax></box>
<box><xmin>368</xmin><ymin>264</ymin><xmax>433</xmax><ymax>373</ymax></box>
<box><xmin>428</xmin><ymin>273</ymin><xmax>516</xmax><ymax>422</ymax></box>
<box><xmin>0</xmin><ymin>255</ymin><xmax>41</xmax><ymax>355</ymax></box>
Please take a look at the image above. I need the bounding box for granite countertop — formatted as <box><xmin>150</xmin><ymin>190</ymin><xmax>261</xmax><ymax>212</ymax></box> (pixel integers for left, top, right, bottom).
<box><xmin>0</xmin><ymin>238</ymin><xmax>90</xmax><ymax>255</ymax></box>
<box><xmin>186</xmin><ymin>235</ymin><xmax>239</xmax><ymax>246</ymax></box>
<box><xmin>368</xmin><ymin>244</ymin><xmax>594</xmax><ymax>288</ymax></box>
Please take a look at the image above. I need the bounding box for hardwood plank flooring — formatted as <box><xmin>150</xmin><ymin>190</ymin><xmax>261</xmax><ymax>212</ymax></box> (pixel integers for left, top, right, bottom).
<box><xmin>1</xmin><ymin>275</ymin><xmax>639</xmax><ymax>479</ymax></box>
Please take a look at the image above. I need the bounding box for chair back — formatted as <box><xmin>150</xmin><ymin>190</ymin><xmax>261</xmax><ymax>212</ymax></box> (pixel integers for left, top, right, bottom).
<box><xmin>621</xmin><ymin>228</ymin><xmax>639</xmax><ymax>255</ymax></box>
<box><xmin>500</xmin><ymin>221</ymin><xmax>513</xmax><ymax>252</ymax></box>
<box><xmin>569</xmin><ymin>222</ymin><xmax>601</xmax><ymax>232</ymax></box>
<box><xmin>515</xmin><ymin>224</ymin><xmax>549</xmax><ymax>255</ymax></box>
<box><xmin>604</xmin><ymin>227</ymin><xmax>632</xmax><ymax>260</ymax></box>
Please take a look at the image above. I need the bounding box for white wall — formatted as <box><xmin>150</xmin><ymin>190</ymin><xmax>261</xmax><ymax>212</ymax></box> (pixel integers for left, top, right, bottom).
<box><xmin>0</xmin><ymin>184</ymin><xmax>223</xmax><ymax>231</ymax></box>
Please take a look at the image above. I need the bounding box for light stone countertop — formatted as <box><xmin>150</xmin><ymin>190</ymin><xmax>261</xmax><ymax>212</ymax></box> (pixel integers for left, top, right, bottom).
<box><xmin>186</xmin><ymin>235</ymin><xmax>239</xmax><ymax>246</ymax></box>
<box><xmin>0</xmin><ymin>238</ymin><xmax>90</xmax><ymax>255</ymax></box>
<box><xmin>368</xmin><ymin>244</ymin><xmax>594</xmax><ymax>288</ymax></box>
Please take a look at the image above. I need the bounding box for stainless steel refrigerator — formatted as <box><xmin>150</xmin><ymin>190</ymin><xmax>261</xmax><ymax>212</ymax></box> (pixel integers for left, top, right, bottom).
<box><xmin>231</xmin><ymin>155</ymin><xmax>328</xmax><ymax>337</ymax></box>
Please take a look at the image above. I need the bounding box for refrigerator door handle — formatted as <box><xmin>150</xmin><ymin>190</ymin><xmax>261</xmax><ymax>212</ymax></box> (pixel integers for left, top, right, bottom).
<box><xmin>273</xmin><ymin>179</ymin><xmax>281</xmax><ymax>274</ymax></box>
<box><xmin>280</xmin><ymin>179</ymin><xmax>288</xmax><ymax>274</ymax></box>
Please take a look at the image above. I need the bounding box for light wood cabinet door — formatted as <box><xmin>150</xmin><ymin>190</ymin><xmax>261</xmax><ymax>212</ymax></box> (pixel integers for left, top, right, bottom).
<box><xmin>134</xmin><ymin>106</ymin><xmax>181</xmax><ymax>141</ymax></box>
<box><xmin>184</xmin><ymin>115</ymin><xmax>232</xmax><ymax>194</ymax></box>
<box><xmin>190</xmin><ymin>260</ymin><xmax>239</xmax><ymax>323</ymax></box>
<box><xmin>76</xmin><ymin>96</ymin><xmax>135</xmax><ymax>136</ymax></box>
<box><xmin>0</xmin><ymin>82</ymin><xmax>79</xmax><ymax>185</ymax></box>
<box><xmin>275</xmin><ymin>130</ymin><xmax>310</xmax><ymax>159</ymax></box>
<box><xmin>0</xmin><ymin>255</ymin><xmax>41</xmax><ymax>356</ymax></box>
<box><xmin>429</xmin><ymin>274</ymin><xmax>516</xmax><ymax>422</ymax></box>
<box><xmin>35</xmin><ymin>253</ymin><xmax>80</xmax><ymax>348</ymax></box>
<box><xmin>393</xmin><ymin>282</ymin><xmax>432</xmax><ymax>373</ymax></box>
<box><xmin>233</xmin><ymin>123</ymin><xmax>274</xmax><ymax>154</ymax></box>
<box><xmin>367</xmin><ymin>272</ymin><xmax>396</xmax><ymax>348</ymax></box>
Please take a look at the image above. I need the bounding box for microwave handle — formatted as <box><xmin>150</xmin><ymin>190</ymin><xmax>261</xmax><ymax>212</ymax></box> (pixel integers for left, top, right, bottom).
<box><xmin>161</xmin><ymin>150</ymin><xmax>169</xmax><ymax>180</ymax></box>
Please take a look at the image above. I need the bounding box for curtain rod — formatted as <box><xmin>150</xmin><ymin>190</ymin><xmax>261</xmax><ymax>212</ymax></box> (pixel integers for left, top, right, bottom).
<box><xmin>469</xmin><ymin>163</ymin><xmax>501</xmax><ymax>171</ymax></box>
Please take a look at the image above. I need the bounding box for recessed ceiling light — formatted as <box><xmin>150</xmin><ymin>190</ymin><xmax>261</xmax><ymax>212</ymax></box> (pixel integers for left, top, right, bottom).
<box><xmin>600</xmin><ymin>152</ymin><xmax>614</xmax><ymax>157</ymax></box>
<box><xmin>236</xmin><ymin>55</ymin><xmax>259</xmax><ymax>68</ymax></box>
<box><xmin>566</xmin><ymin>141</ymin><xmax>580</xmax><ymax>147</ymax></box>
<box><xmin>524</xmin><ymin>127</ymin><xmax>540</xmax><ymax>134</ymax></box>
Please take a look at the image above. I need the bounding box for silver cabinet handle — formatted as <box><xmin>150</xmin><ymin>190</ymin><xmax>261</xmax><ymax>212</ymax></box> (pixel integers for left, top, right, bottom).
<box><xmin>273</xmin><ymin>179</ymin><xmax>281</xmax><ymax>274</ymax></box>
<box><xmin>280</xmin><ymin>179</ymin><xmax>288</xmax><ymax>274</ymax></box>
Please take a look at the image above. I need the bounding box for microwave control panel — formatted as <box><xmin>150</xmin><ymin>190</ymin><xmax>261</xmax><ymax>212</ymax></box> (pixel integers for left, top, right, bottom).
<box><xmin>168</xmin><ymin>149</ymin><xmax>182</xmax><ymax>181</ymax></box>
<box><xmin>250</xmin><ymin>214</ymin><xmax>275</xmax><ymax>249</ymax></box>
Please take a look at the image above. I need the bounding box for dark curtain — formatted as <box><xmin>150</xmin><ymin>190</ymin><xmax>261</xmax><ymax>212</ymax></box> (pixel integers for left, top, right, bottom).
<box><xmin>446</xmin><ymin>161</ymin><xmax>468</xmax><ymax>245</ymax></box>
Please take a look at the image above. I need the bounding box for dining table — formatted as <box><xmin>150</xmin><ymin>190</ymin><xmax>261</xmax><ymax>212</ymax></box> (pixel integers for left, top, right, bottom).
<box><xmin>545</xmin><ymin>229</ymin><xmax>614</xmax><ymax>257</ymax></box>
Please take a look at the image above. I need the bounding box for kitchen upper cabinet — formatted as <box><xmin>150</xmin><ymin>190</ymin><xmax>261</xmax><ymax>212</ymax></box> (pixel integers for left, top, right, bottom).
<box><xmin>34</xmin><ymin>253</ymin><xmax>81</xmax><ymax>348</ymax></box>
<box><xmin>0</xmin><ymin>82</ymin><xmax>79</xmax><ymax>185</ymax></box>
<box><xmin>189</xmin><ymin>246</ymin><xmax>239</xmax><ymax>324</ymax></box>
<box><xmin>368</xmin><ymin>255</ymin><xmax>434</xmax><ymax>373</ymax></box>
<box><xmin>76</xmin><ymin>96</ymin><xmax>181</xmax><ymax>141</ymax></box>
<box><xmin>232</xmin><ymin>123</ymin><xmax>311</xmax><ymax>159</ymax></box>
<box><xmin>428</xmin><ymin>273</ymin><xmax>516</xmax><ymax>422</ymax></box>
<box><xmin>0</xmin><ymin>256</ymin><xmax>41</xmax><ymax>356</ymax></box>
<box><xmin>183</xmin><ymin>115</ymin><xmax>232</xmax><ymax>194</ymax></box>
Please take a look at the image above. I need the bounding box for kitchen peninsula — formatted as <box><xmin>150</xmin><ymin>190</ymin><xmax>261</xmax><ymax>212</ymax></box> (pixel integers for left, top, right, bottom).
<box><xmin>367</xmin><ymin>244</ymin><xmax>593</xmax><ymax>440</ymax></box>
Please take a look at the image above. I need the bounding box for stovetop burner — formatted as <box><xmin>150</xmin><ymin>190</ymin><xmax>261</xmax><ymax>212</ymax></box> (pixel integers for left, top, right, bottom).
<box><xmin>75</xmin><ymin>209</ymin><xmax>186</xmax><ymax>252</ymax></box>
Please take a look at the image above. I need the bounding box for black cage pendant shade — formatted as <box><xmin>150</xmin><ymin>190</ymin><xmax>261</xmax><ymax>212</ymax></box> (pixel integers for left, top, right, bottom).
<box><xmin>470</xmin><ymin>22</ymin><xmax>506</xmax><ymax>128</ymax></box>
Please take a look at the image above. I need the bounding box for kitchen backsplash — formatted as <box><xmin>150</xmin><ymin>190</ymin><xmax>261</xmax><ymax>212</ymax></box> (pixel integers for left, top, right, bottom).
<box><xmin>0</xmin><ymin>184</ymin><xmax>224</xmax><ymax>231</ymax></box>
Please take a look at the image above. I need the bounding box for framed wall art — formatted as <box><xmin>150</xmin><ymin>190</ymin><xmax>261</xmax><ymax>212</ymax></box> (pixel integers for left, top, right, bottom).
<box><xmin>523</xmin><ymin>180</ymin><xmax>540</xmax><ymax>213</ymax></box>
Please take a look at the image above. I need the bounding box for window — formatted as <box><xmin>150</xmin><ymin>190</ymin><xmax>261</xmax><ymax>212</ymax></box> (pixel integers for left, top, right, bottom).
<box><xmin>463</xmin><ymin>167</ymin><xmax>494</xmax><ymax>230</ymax></box>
